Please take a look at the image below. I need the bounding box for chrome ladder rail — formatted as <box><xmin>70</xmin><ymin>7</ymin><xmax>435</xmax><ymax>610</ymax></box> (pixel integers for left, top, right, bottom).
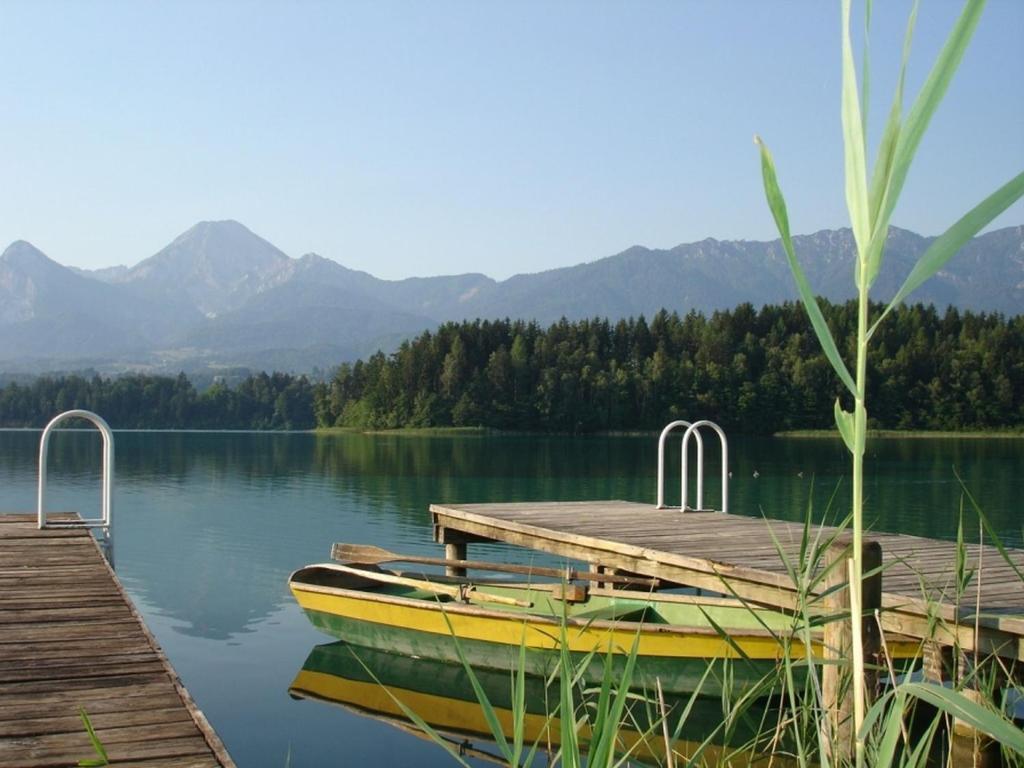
<box><xmin>656</xmin><ymin>419</ymin><xmax>728</xmax><ymax>513</ymax></box>
<box><xmin>656</xmin><ymin>421</ymin><xmax>703</xmax><ymax>509</ymax></box>
<box><xmin>38</xmin><ymin>409</ymin><xmax>115</xmax><ymax>562</ymax></box>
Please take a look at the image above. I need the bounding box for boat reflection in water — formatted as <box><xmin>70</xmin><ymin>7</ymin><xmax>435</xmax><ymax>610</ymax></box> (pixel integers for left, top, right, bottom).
<box><xmin>288</xmin><ymin>641</ymin><xmax>793</xmax><ymax>766</ymax></box>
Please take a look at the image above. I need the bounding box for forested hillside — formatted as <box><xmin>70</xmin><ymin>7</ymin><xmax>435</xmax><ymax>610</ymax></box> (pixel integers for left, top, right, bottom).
<box><xmin>0</xmin><ymin>372</ymin><xmax>317</xmax><ymax>430</ymax></box>
<box><xmin>2</xmin><ymin>301</ymin><xmax>1019</xmax><ymax>434</ymax></box>
<box><xmin>319</xmin><ymin>302</ymin><xmax>1023</xmax><ymax>433</ymax></box>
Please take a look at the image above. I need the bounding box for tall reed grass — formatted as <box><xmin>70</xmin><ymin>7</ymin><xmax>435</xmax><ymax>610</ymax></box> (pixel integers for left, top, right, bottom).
<box><xmin>756</xmin><ymin>0</ymin><xmax>1023</xmax><ymax>761</ymax></box>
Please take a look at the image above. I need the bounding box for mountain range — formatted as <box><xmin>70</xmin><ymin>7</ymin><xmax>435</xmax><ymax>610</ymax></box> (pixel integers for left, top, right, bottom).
<box><xmin>2</xmin><ymin>220</ymin><xmax>1021</xmax><ymax>374</ymax></box>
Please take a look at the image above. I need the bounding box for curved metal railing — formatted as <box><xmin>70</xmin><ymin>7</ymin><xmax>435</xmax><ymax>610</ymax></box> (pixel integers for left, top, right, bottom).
<box><xmin>38</xmin><ymin>411</ymin><xmax>114</xmax><ymax>548</ymax></box>
<box><xmin>656</xmin><ymin>418</ymin><xmax>728</xmax><ymax>513</ymax></box>
<box><xmin>681</xmin><ymin>420</ymin><xmax>728</xmax><ymax>513</ymax></box>
<box><xmin>656</xmin><ymin>420</ymin><xmax>703</xmax><ymax>509</ymax></box>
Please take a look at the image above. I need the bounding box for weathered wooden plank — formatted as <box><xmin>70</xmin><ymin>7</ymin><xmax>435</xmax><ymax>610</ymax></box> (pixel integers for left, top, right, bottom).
<box><xmin>103</xmin><ymin>758</ymin><xmax>222</xmax><ymax>768</ymax></box>
<box><xmin>0</xmin><ymin>594</ymin><xmax>124</xmax><ymax>609</ymax></box>
<box><xmin>0</xmin><ymin>513</ymin><xmax>77</xmax><ymax>527</ymax></box>
<box><xmin>0</xmin><ymin>553</ymin><xmax>106</xmax><ymax>566</ymax></box>
<box><xmin>0</xmin><ymin>706</ymin><xmax>192</xmax><ymax>738</ymax></box>
<box><xmin>0</xmin><ymin>568</ymin><xmax>115</xmax><ymax>581</ymax></box>
<box><xmin>0</xmin><ymin>732</ymin><xmax>212</xmax><ymax>764</ymax></box>
<box><xmin>0</xmin><ymin>689</ymin><xmax>184</xmax><ymax>719</ymax></box>
<box><xmin>0</xmin><ymin>619</ymin><xmax>142</xmax><ymax>642</ymax></box>
<box><xmin>0</xmin><ymin>659</ymin><xmax>168</xmax><ymax>683</ymax></box>
<box><xmin>0</xmin><ymin>527</ymin><xmax>87</xmax><ymax>539</ymax></box>
<box><xmin>0</xmin><ymin>539</ymin><xmax>99</xmax><ymax>552</ymax></box>
<box><xmin>0</xmin><ymin>637</ymin><xmax>153</xmax><ymax>662</ymax></box>
<box><xmin>0</xmin><ymin>682</ymin><xmax>178</xmax><ymax>715</ymax></box>
<box><xmin>0</xmin><ymin>671</ymin><xmax>174</xmax><ymax>696</ymax></box>
<box><xmin>0</xmin><ymin>577</ymin><xmax>118</xmax><ymax>592</ymax></box>
<box><xmin>0</xmin><ymin>604</ymin><xmax>135</xmax><ymax>624</ymax></box>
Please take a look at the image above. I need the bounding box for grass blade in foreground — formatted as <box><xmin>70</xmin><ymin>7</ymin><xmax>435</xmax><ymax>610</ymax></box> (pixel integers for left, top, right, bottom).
<box><xmin>77</xmin><ymin>708</ymin><xmax>110</xmax><ymax>768</ymax></box>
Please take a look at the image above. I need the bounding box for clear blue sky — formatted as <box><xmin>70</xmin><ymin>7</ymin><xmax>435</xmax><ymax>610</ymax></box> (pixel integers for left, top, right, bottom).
<box><xmin>2</xmin><ymin>0</ymin><xmax>1021</xmax><ymax>280</ymax></box>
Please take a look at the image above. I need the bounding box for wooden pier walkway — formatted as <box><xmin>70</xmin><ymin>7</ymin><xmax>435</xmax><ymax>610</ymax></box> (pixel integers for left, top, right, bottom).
<box><xmin>431</xmin><ymin>501</ymin><xmax>1024</xmax><ymax>661</ymax></box>
<box><xmin>0</xmin><ymin>514</ymin><xmax>235</xmax><ymax>768</ymax></box>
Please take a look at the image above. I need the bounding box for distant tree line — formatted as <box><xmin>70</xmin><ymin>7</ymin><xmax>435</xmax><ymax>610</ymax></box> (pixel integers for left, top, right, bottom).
<box><xmin>0</xmin><ymin>301</ymin><xmax>1020</xmax><ymax>433</ymax></box>
<box><xmin>318</xmin><ymin>301</ymin><xmax>1023</xmax><ymax>433</ymax></box>
<box><xmin>0</xmin><ymin>371</ymin><xmax>316</xmax><ymax>430</ymax></box>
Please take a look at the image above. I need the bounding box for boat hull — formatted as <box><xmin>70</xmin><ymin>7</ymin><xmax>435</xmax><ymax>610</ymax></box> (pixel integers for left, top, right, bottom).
<box><xmin>290</xmin><ymin>564</ymin><xmax>823</xmax><ymax>695</ymax></box>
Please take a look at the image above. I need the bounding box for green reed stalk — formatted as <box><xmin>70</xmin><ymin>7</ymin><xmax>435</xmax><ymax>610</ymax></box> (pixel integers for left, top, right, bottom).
<box><xmin>77</xmin><ymin>708</ymin><xmax>110</xmax><ymax>767</ymax></box>
<box><xmin>757</xmin><ymin>0</ymin><xmax>1024</xmax><ymax>760</ymax></box>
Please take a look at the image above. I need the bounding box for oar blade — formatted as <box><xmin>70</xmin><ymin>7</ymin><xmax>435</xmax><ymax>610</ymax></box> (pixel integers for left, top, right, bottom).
<box><xmin>331</xmin><ymin>542</ymin><xmax>395</xmax><ymax>564</ymax></box>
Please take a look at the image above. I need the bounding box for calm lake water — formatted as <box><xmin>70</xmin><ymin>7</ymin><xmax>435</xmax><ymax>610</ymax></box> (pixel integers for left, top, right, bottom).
<box><xmin>0</xmin><ymin>430</ymin><xmax>1020</xmax><ymax>766</ymax></box>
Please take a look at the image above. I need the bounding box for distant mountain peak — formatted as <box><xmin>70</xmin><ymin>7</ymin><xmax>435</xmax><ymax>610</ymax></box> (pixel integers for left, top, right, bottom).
<box><xmin>2</xmin><ymin>240</ymin><xmax>49</xmax><ymax>263</ymax></box>
<box><xmin>121</xmin><ymin>220</ymin><xmax>292</xmax><ymax>315</ymax></box>
<box><xmin>0</xmin><ymin>240</ymin><xmax>70</xmax><ymax>281</ymax></box>
<box><xmin>152</xmin><ymin>219</ymin><xmax>287</xmax><ymax>268</ymax></box>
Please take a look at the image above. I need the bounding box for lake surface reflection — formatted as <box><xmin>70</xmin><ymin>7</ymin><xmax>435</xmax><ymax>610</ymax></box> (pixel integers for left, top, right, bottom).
<box><xmin>0</xmin><ymin>430</ymin><xmax>1019</xmax><ymax>766</ymax></box>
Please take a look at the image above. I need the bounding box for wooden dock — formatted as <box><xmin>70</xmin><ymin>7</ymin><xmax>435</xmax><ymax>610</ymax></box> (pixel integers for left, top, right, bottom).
<box><xmin>0</xmin><ymin>514</ymin><xmax>235</xmax><ymax>768</ymax></box>
<box><xmin>431</xmin><ymin>501</ymin><xmax>1024</xmax><ymax>661</ymax></box>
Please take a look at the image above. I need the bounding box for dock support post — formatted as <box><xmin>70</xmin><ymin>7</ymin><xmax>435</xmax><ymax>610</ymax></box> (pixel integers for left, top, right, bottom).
<box><xmin>589</xmin><ymin>562</ymin><xmax>610</xmax><ymax>589</ymax></box>
<box><xmin>821</xmin><ymin>536</ymin><xmax>881</xmax><ymax>764</ymax></box>
<box><xmin>445</xmin><ymin>542</ymin><xmax>467</xmax><ymax>577</ymax></box>
<box><xmin>924</xmin><ymin>644</ymin><xmax>1002</xmax><ymax>767</ymax></box>
<box><xmin>950</xmin><ymin>689</ymin><xmax>1000</xmax><ymax>768</ymax></box>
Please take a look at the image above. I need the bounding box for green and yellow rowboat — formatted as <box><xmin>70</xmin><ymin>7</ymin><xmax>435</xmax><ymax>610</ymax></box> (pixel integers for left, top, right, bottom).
<box><xmin>289</xmin><ymin>561</ymin><xmax>920</xmax><ymax>696</ymax></box>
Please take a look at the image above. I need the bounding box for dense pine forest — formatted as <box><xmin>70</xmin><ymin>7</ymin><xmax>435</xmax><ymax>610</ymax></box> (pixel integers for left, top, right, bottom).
<box><xmin>1</xmin><ymin>301</ymin><xmax>1021</xmax><ymax>433</ymax></box>
<box><xmin>0</xmin><ymin>371</ymin><xmax>318</xmax><ymax>430</ymax></box>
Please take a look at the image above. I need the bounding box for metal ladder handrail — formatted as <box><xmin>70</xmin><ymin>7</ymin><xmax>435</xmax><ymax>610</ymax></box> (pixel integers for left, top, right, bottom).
<box><xmin>656</xmin><ymin>420</ymin><xmax>704</xmax><ymax>509</ymax></box>
<box><xmin>680</xmin><ymin>420</ymin><xmax>728</xmax><ymax>513</ymax></box>
<box><xmin>38</xmin><ymin>410</ymin><xmax>114</xmax><ymax>537</ymax></box>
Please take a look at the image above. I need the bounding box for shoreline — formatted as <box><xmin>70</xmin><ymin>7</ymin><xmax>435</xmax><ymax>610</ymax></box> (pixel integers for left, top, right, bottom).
<box><xmin>3</xmin><ymin>425</ymin><xmax>1020</xmax><ymax>439</ymax></box>
<box><xmin>775</xmin><ymin>429</ymin><xmax>1024</xmax><ymax>439</ymax></box>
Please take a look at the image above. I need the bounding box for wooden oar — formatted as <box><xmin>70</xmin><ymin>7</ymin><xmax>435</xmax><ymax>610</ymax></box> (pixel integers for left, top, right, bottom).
<box><xmin>332</xmin><ymin>543</ymin><xmax>659</xmax><ymax>589</ymax></box>
<box><xmin>324</xmin><ymin>562</ymin><xmax>532</xmax><ymax>608</ymax></box>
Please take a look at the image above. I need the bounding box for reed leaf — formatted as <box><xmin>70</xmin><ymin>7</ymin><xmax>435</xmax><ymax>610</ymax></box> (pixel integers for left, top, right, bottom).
<box><xmin>841</xmin><ymin>0</ymin><xmax>871</xmax><ymax>267</ymax></box>
<box><xmin>437</xmin><ymin>609</ymin><xmax>513</xmax><ymax>761</ymax></box>
<box><xmin>866</xmin><ymin>689</ymin><xmax>905</xmax><ymax>767</ymax></box>
<box><xmin>871</xmin><ymin>170</ymin><xmax>1024</xmax><ymax>335</ymax></box>
<box><xmin>77</xmin><ymin>708</ymin><xmax>110</xmax><ymax>768</ymax></box>
<box><xmin>869</xmin><ymin>0</ymin><xmax>986</xmax><ymax>255</ymax></box>
<box><xmin>905</xmin><ymin>716</ymin><xmax>942</xmax><ymax>766</ymax></box>
<box><xmin>834</xmin><ymin>400</ymin><xmax>856</xmax><ymax>454</ymax></box>
<box><xmin>591</xmin><ymin>633</ymin><xmax>643</xmax><ymax>767</ymax></box>
<box><xmin>864</xmin><ymin>0</ymin><xmax>919</xmax><ymax>286</ymax></box>
<box><xmin>755</xmin><ymin>136</ymin><xmax>857</xmax><ymax>396</ymax></box>
<box><xmin>956</xmin><ymin>470</ymin><xmax>1024</xmax><ymax>582</ymax></box>
<box><xmin>510</xmin><ymin>626</ymin><xmax>528</xmax><ymax>765</ymax></box>
<box><xmin>350</xmin><ymin>648</ymin><xmax>474</xmax><ymax>768</ymax></box>
<box><xmin>557</xmin><ymin>628</ymin><xmax>581</xmax><ymax>768</ymax></box>
<box><xmin>899</xmin><ymin>682</ymin><xmax>1024</xmax><ymax>753</ymax></box>
<box><xmin>589</xmin><ymin>652</ymin><xmax>616</xmax><ymax>764</ymax></box>
<box><xmin>859</xmin><ymin>0</ymin><xmax>872</xmax><ymax>138</ymax></box>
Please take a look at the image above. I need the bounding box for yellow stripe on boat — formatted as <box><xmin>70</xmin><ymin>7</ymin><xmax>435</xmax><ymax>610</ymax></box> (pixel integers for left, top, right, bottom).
<box><xmin>292</xmin><ymin>585</ymin><xmax>816</xmax><ymax>660</ymax></box>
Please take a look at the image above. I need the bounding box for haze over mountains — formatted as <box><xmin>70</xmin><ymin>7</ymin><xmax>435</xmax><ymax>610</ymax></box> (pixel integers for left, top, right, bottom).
<box><xmin>2</xmin><ymin>220</ymin><xmax>1021</xmax><ymax>374</ymax></box>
